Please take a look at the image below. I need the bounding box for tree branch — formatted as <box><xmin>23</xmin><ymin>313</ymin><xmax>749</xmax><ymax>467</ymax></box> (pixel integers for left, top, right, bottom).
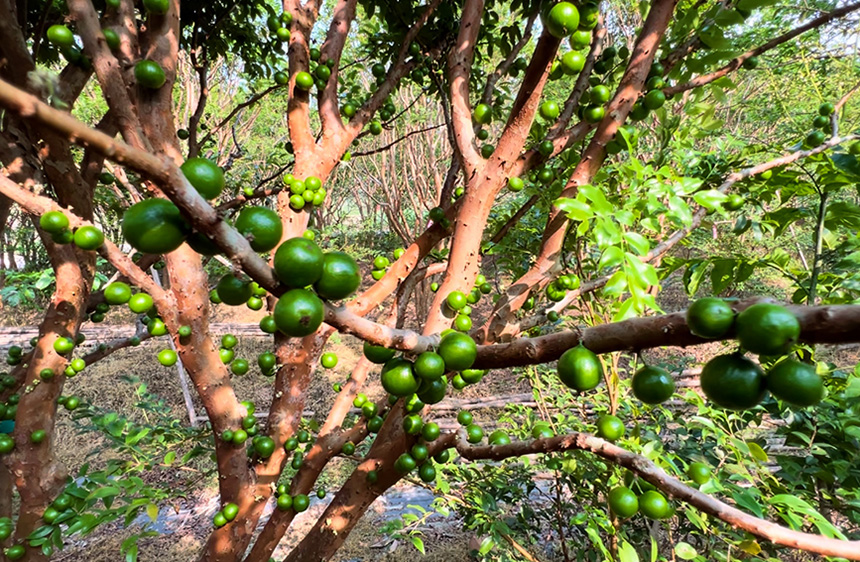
<box><xmin>448</xmin><ymin>432</ymin><xmax>860</xmax><ymax>560</ymax></box>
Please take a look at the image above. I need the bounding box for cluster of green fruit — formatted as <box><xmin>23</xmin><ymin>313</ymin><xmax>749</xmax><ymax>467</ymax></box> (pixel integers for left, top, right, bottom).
<box><xmin>39</xmin><ymin>210</ymin><xmax>104</xmax><ymax>251</ymax></box>
<box><xmin>688</xmin><ymin>299</ymin><xmax>823</xmax><ymax>410</ymax></box>
<box><xmin>804</xmin><ymin>102</ymin><xmax>836</xmax><ymax>148</ymax></box>
<box><xmin>607</xmin><ymin>462</ymin><xmax>712</xmax><ymax>521</ymax></box>
<box><xmin>391</xmin><ymin>417</ymin><xmax>451</xmax><ymax>484</ymax></box>
<box><xmin>556</xmin><ymin>298</ymin><xmax>822</xmax><ymax>412</ymax></box>
<box><xmin>282</xmin><ymin>174</ymin><xmax>328</xmax><ymax>211</ymax></box>
<box><xmin>363</xmin><ymin>325</ymin><xmax>477</xmax><ymax>403</ymax></box>
<box><xmin>272</xmin><ymin>486</ymin><xmax>312</xmax><ymax>514</ymax></box>
<box><xmin>238</xmin><ymin>237</ymin><xmax>361</xmax><ymax>338</ymax></box>
<box><xmin>4</xmin><ymin>345</ymin><xmax>24</xmax><ymax>367</ymax></box>
<box><xmin>218</xmin><ymin>401</ymin><xmax>273</xmax><ymax>458</ymax></box>
<box><xmin>629</xmin><ymin>63</ymin><xmax>670</xmax><ymax>122</ymax></box>
<box><xmin>369</xmin><ymin>248</ymin><xmax>404</xmax><ymax>280</ymax></box>
<box><xmin>0</xmin><ymin>518</ymin><xmax>22</xmax><ymax>559</ymax></box>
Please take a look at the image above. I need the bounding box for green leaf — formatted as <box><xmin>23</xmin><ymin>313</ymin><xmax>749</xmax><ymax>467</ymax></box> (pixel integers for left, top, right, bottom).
<box><xmin>650</xmin><ymin>535</ymin><xmax>658</xmax><ymax>562</ymax></box>
<box><xmin>710</xmin><ymin>259</ymin><xmax>735</xmax><ymax>294</ymax></box>
<box><xmin>163</xmin><ymin>451</ymin><xmax>176</xmax><ymax>466</ymax></box>
<box><xmin>747</xmin><ymin>441</ymin><xmax>768</xmax><ymax>463</ymax></box>
<box><xmin>146</xmin><ymin>503</ymin><xmax>159</xmax><ymax>522</ymax></box>
<box><xmin>732</xmin><ymin>489</ymin><xmax>764</xmax><ymax>518</ymax></box>
<box><xmin>87</xmin><ymin>486</ymin><xmax>121</xmax><ymax>501</ymax></box>
<box><xmin>554</xmin><ymin>197</ymin><xmax>592</xmax><ymax>221</ymax></box>
<box><xmin>693</xmin><ymin>189</ymin><xmax>727</xmax><ymax>210</ymax></box>
<box><xmin>579</xmin><ymin>185</ymin><xmax>613</xmax><ymax>215</ymax></box>
<box><xmin>410</xmin><ymin>535</ymin><xmax>425</xmax><ymax>554</ymax></box>
<box><xmin>624</xmin><ymin>232</ymin><xmax>650</xmax><ymax>255</ymax></box>
<box><xmin>599</xmin><ymin>246</ymin><xmax>624</xmax><ymax>270</ymax></box>
<box><xmin>618</xmin><ymin>540</ymin><xmax>640</xmax><ymax>562</ymax></box>
<box><xmin>674</xmin><ymin>542</ymin><xmax>697</xmax><ymax>560</ymax></box>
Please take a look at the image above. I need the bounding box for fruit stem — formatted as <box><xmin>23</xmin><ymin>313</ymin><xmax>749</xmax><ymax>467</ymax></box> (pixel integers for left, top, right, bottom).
<box><xmin>808</xmin><ymin>190</ymin><xmax>828</xmax><ymax>306</ymax></box>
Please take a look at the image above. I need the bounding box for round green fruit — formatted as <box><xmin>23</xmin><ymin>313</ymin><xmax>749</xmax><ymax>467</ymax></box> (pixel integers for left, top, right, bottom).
<box><xmin>122</xmin><ymin>199</ymin><xmax>190</xmax><ymax>254</ymax></box>
<box><xmin>381</xmin><ymin>358</ymin><xmax>419</xmax><ymax>397</ymax></box>
<box><xmin>700</xmin><ymin>353</ymin><xmax>766</xmax><ymax>410</ymax></box>
<box><xmin>686</xmin><ymin>297</ymin><xmax>735</xmax><ymax>339</ymax></box>
<box><xmin>216</xmin><ymin>274</ymin><xmax>252</xmax><ymax>306</ymax></box>
<box><xmin>639</xmin><ymin>490</ymin><xmax>672</xmax><ymax>519</ymax></box>
<box><xmin>544</xmin><ymin>2</ymin><xmax>580</xmax><ymax>38</ymax></box>
<box><xmin>39</xmin><ymin>211</ymin><xmax>69</xmax><ymax>234</ymax></box>
<box><xmin>314</xmin><ymin>252</ymin><xmax>361</xmax><ymax>300</ymax></box>
<box><xmin>557</xmin><ymin>344</ymin><xmax>603</xmax><ymax>391</ymax></box>
<box><xmin>608</xmin><ymin>486</ymin><xmax>639</xmax><ymax>518</ymax></box>
<box><xmin>363</xmin><ymin>342</ymin><xmax>396</xmax><ymax>364</ymax></box>
<box><xmin>274</xmin><ymin>237</ymin><xmax>324</xmax><ymax>288</ymax></box>
<box><xmin>686</xmin><ymin>462</ymin><xmax>711</xmax><ymax>485</ymax></box>
<box><xmin>438</xmin><ymin>332</ymin><xmax>477</xmax><ymax>372</ymax></box>
<box><xmin>73</xmin><ymin>226</ymin><xmax>104</xmax><ymax>250</ymax></box>
<box><xmin>47</xmin><ymin>25</ymin><xmax>75</xmax><ymax>48</ymax></box>
<box><xmin>631</xmin><ymin>366</ymin><xmax>675</xmax><ymax>404</ymax></box>
<box><xmin>596</xmin><ymin>414</ymin><xmax>625</xmax><ymax>441</ymax></box>
<box><xmin>766</xmin><ymin>359</ymin><xmax>823</xmax><ymax>407</ymax></box>
<box><xmin>181</xmin><ymin>157</ymin><xmax>224</xmax><ymax>199</ymax></box>
<box><xmin>235</xmin><ymin>206</ymin><xmax>282</xmax><ymax>252</ymax></box>
<box><xmin>134</xmin><ymin>60</ymin><xmax>166</xmax><ymax>89</ymax></box>
<box><xmin>735</xmin><ymin>303</ymin><xmax>800</xmax><ymax>356</ymax></box>
<box><xmin>273</xmin><ymin>289</ymin><xmax>324</xmax><ymax>337</ymax></box>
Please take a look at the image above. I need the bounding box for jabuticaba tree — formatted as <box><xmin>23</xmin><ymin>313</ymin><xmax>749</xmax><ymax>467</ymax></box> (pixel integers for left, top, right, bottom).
<box><xmin>0</xmin><ymin>0</ymin><xmax>859</xmax><ymax>560</ymax></box>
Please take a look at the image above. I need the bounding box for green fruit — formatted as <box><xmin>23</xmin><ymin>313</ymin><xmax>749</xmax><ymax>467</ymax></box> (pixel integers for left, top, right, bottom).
<box><xmin>466</xmin><ymin>423</ymin><xmax>484</xmax><ymax>443</ymax></box>
<box><xmin>569</xmin><ymin>29</ymin><xmax>591</xmax><ymax>50</ymax></box>
<box><xmin>274</xmin><ymin>237</ymin><xmax>324</xmax><ymax>288</ymax></box>
<box><xmin>766</xmin><ymin>359</ymin><xmax>823</xmax><ymax>407</ymax></box>
<box><xmin>180</xmin><ymin>157</ymin><xmax>225</xmax><ymax>199</ymax></box>
<box><xmin>135</xmin><ymin>60</ymin><xmax>166</xmax><ymax>89</ymax></box>
<box><xmin>143</xmin><ymin>0</ymin><xmax>169</xmax><ymax>14</ymax></box>
<box><xmin>590</xmin><ymin>85</ymin><xmax>611</xmax><ymax>104</ymax></box>
<box><xmin>314</xmin><ymin>252</ymin><xmax>361</xmax><ymax>300</ymax></box>
<box><xmin>381</xmin><ymin>358</ymin><xmax>419</xmax><ymax>396</ymax></box>
<box><xmin>700</xmin><ymin>353</ymin><xmax>766</xmax><ymax>410</ymax></box>
<box><xmin>253</xmin><ymin>436</ymin><xmax>276</xmax><ymax>458</ymax></box>
<box><xmin>39</xmin><ymin>211</ymin><xmax>69</xmax><ymax>234</ymax></box>
<box><xmin>539</xmin><ymin>100</ymin><xmax>561</xmax><ymax>121</ymax></box>
<box><xmin>411</xmin><ymin>443</ymin><xmax>429</xmax><ymax>462</ymax></box>
<box><xmin>104</xmin><ymin>282</ymin><xmax>132</xmax><ymax>305</ymax></box>
<box><xmin>414</xmin><ymin>351</ymin><xmax>446</xmax><ymax>380</ymax></box>
<box><xmin>295</xmin><ymin>72</ymin><xmax>314</xmax><ymax>91</ymax></box>
<box><xmin>687</xmin><ymin>297</ymin><xmax>735</xmax><ymax>339</ymax></box>
<box><xmin>643</xmin><ymin>89</ymin><xmax>665</xmax><ymax>110</ymax></box>
<box><xmin>631</xmin><ymin>366</ymin><xmax>675</xmax><ymax>404</ymax></box>
<box><xmin>222</xmin><ymin>502</ymin><xmax>239</xmax><ymax>521</ymax></box>
<box><xmin>596</xmin><ymin>414</ymin><xmax>625</xmax><ymax>441</ymax></box>
<box><xmin>395</xmin><ymin>453</ymin><xmax>418</xmax><ymax>473</ymax></box>
<box><xmin>741</xmin><ymin>56</ymin><xmax>759</xmax><ymax>70</ymax></box>
<box><xmin>235</xmin><ymin>206</ymin><xmax>282</xmax><ymax>252</ymax></box>
<box><xmin>273</xmin><ymin>289</ymin><xmax>324</xmax><ymax>337</ymax></box>
<box><xmin>480</xmin><ymin>144</ymin><xmax>495</xmax><ymax>159</ymax></box>
<box><xmin>53</xmin><ymin>337</ymin><xmax>74</xmax><ymax>355</ymax></box>
<box><xmin>216</xmin><ymin>274</ymin><xmax>252</xmax><ymax>306</ymax></box>
<box><xmin>639</xmin><ymin>490</ymin><xmax>672</xmax><ymax>519</ymax></box>
<box><xmin>418</xmin><ymin>463</ymin><xmax>436</xmax><ymax>483</ymax></box>
<box><xmin>47</xmin><ymin>25</ymin><xmax>75</xmax><ymax>48</ymax></box>
<box><xmin>438</xmin><ymin>332</ymin><xmax>477</xmax><ymax>371</ymax></box>
<box><xmin>446</xmin><ymin>291</ymin><xmax>467</xmax><ymax>311</ymax></box>
<box><xmin>30</xmin><ymin>430</ymin><xmax>47</xmax><ymax>444</ymax></box>
<box><xmin>341</xmin><ymin>441</ymin><xmax>356</xmax><ymax>455</ymax></box>
<box><xmin>416</xmin><ymin>376</ymin><xmax>447</xmax><ymax>404</ymax></box>
<box><xmin>320</xmin><ymin>352</ymin><xmax>338</xmax><ymax>369</ymax></box>
<box><xmin>4</xmin><ymin>545</ymin><xmax>26</xmax><ymax>560</ymax></box>
<box><xmin>806</xmin><ymin>130</ymin><xmax>826</xmax><ymax>147</ymax></box>
<box><xmin>583</xmin><ymin>104</ymin><xmax>605</xmax><ymax>123</ymax></box>
<box><xmin>421</xmin><ymin>422</ymin><xmax>441</xmax><ymax>441</ymax></box>
<box><xmin>73</xmin><ymin>226</ymin><xmax>104</xmax><ymax>250</ymax></box>
<box><xmin>488</xmin><ymin>430</ymin><xmax>511</xmax><ymax>445</ymax></box>
<box><xmin>557</xmin><ymin>344</ymin><xmax>603</xmax><ymax>391</ymax></box>
<box><xmin>231</xmin><ymin>358</ymin><xmax>249</xmax><ymax>375</ymax></box>
<box><xmin>122</xmin><ymin>199</ymin><xmax>191</xmax><ymax>254</ymax></box>
<box><xmin>818</xmin><ymin>102</ymin><xmax>835</xmax><ymax>116</ymax></box>
<box><xmin>472</xmin><ymin>103</ymin><xmax>492</xmax><ymax>125</ymax></box>
<box><xmin>686</xmin><ymin>462</ymin><xmax>711</xmax><ymax>485</ymax></box>
<box><xmin>735</xmin><ymin>303</ymin><xmax>800</xmax><ymax>356</ymax></box>
<box><xmin>457</xmin><ymin>410</ymin><xmax>473</xmax><ymax>426</ymax></box>
<box><xmin>544</xmin><ymin>2</ymin><xmax>580</xmax><ymax>38</ymax></box>
<box><xmin>276</xmin><ymin>494</ymin><xmax>293</xmax><ymax>511</ymax></box>
<box><xmin>231</xmin><ymin>429</ymin><xmax>248</xmax><ymax>444</ymax></box>
<box><xmin>367</xmin><ymin>416</ymin><xmax>384</xmax><ymax>433</ymax></box>
<box><xmin>157</xmin><ymin>349</ymin><xmax>177</xmax><ymax>366</ymax></box>
<box><xmin>363</xmin><ymin>342</ymin><xmax>396</xmax><ymax>364</ymax></box>
<box><xmin>214</xmin><ymin>512</ymin><xmax>227</xmax><ymax>527</ymax></box>
<box><xmin>608</xmin><ymin>486</ymin><xmax>639</xmax><ymax>518</ymax></box>
<box><xmin>127</xmin><ymin>293</ymin><xmax>153</xmax><ymax>315</ymax></box>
